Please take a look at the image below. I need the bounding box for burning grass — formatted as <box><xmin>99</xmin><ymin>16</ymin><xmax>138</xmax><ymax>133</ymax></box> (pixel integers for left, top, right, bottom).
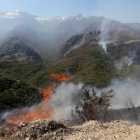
<box><xmin>5</xmin><ymin>73</ymin><xmax>70</xmax><ymax>125</ymax></box>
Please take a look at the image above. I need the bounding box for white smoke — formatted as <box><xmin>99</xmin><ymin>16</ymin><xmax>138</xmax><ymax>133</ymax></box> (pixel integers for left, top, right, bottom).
<box><xmin>49</xmin><ymin>78</ymin><xmax>140</xmax><ymax>122</ymax></box>
<box><xmin>48</xmin><ymin>82</ymin><xmax>84</xmax><ymax>121</ymax></box>
<box><xmin>114</xmin><ymin>51</ymin><xmax>137</xmax><ymax>69</ymax></box>
<box><xmin>47</xmin><ymin>78</ymin><xmax>140</xmax><ymax>120</ymax></box>
<box><xmin>95</xmin><ymin>78</ymin><xmax>140</xmax><ymax>109</ymax></box>
<box><xmin>1</xmin><ymin>78</ymin><xmax>140</xmax><ymax>124</ymax></box>
<box><xmin>100</xmin><ymin>40</ymin><xmax>107</xmax><ymax>52</ymax></box>
<box><xmin>99</xmin><ymin>18</ymin><xmax>110</xmax><ymax>52</ymax></box>
<box><xmin>125</xmin><ymin>51</ymin><xmax>136</xmax><ymax>66</ymax></box>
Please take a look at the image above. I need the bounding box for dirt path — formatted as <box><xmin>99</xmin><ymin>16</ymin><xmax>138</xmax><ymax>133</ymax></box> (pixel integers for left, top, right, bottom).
<box><xmin>64</xmin><ymin>120</ymin><xmax>140</xmax><ymax>140</ymax></box>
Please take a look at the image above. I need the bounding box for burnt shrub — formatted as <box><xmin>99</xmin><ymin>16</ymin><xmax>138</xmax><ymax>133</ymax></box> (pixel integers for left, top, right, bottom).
<box><xmin>70</xmin><ymin>88</ymin><xmax>114</xmax><ymax>124</ymax></box>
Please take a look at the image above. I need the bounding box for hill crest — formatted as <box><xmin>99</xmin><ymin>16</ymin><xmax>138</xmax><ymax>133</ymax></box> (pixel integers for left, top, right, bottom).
<box><xmin>0</xmin><ymin>37</ymin><xmax>42</xmax><ymax>61</ymax></box>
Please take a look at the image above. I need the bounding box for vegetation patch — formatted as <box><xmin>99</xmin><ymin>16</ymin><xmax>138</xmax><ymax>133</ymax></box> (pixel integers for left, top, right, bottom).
<box><xmin>32</xmin><ymin>42</ymin><xmax>116</xmax><ymax>88</ymax></box>
<box><xmin>0</xmin><ymin>76</ymin><xmax>41</xmax><ymax>111</ymax></box>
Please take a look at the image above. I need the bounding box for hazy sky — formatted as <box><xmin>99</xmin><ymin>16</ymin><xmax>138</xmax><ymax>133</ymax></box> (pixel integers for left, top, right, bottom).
<box><xmin>0</xmin><ymin>0</ymin><xmax>140</xmax><ymax>23</ymax></box>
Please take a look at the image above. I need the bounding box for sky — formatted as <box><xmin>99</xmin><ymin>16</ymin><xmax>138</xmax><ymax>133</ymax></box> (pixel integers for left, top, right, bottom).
<box><xmin>0</xmin><ymin>0</ymin><xmax>140</xmax><ymax>23</ymax></box>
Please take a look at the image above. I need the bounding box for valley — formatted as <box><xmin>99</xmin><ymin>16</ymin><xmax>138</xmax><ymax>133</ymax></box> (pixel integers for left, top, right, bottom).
<box><xmin>0</xmin><ymin>10</ymin><xmax>140</xmax><ymax>139</ymax></box>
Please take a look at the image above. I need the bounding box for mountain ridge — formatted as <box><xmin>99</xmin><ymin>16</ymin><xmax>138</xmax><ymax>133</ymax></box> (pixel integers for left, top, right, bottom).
<box><xmin>0</xmin><ymin>37</ymin><xmax>43</xmax><ymax>61</ymax></box>
<box><xmin>0</xmin><ymin>11</ymin><xmax>140</xmax><ymax>52</ymax></box>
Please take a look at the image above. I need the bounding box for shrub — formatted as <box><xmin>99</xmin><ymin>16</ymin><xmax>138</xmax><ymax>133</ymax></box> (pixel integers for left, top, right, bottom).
<box><xmin>70</xmin><ymin>88</ymin><xmax>114</xmax><ymax>124</ymax></box>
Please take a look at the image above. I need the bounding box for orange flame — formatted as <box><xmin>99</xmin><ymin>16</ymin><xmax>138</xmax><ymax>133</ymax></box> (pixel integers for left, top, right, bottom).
<box><xmin>39</xmin><ymin>86</ymin><xmax>53</xmax><ymax>101</ymax></box>
<box><xmin>49</xmin><ymin>73</ymin><xmax>70</xmax><ymax>82</ymax></box>
<box><xmin>6</xmin><ymin>73</ymin><xmax>70</xmax><ymax>125</ymax></box>
<box><xmin>6</xmin><ymin>86</ymin><xmax>53</xmax><ymax>125</ymax></box>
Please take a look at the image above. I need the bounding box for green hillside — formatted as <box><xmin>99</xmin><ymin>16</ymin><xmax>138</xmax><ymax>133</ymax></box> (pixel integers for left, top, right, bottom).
<box><xmin>0</xmin><ymin>76</ymin><xmax>41</xmax><ymax>111</ymax></box>
<box><xmin>1</xmin><ymin>32</ymin><xmax>140</xmax><ymax>111</ymax></box>
<box><xmin>29</xmin><ymin>42</ymin><xmax>116</xmax><ymax>88</ymax></box>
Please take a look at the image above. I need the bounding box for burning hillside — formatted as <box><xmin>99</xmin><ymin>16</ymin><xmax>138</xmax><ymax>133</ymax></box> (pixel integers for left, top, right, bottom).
<box><xmin>5</xmin><ymin>73</ymin><xmax>71</xmax><ymax>125</ymax></box>
<box><xmin>2</xmin><ymin>72</ymin><xmax>140</xmax><ymax>140</ymax></box>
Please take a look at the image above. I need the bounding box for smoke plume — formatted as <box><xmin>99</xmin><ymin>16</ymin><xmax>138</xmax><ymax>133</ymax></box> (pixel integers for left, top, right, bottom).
<box><xmin>48</xmin><ymin>82</ymin><xmax>84</xmax><ymax>121</ymax></box>
<box><xmin>99</xmin><ymin>18</ymin><xmax>110</xmax><ymax>52</ymax></box>
<box><xmin>95</xmin><ymin>78</ymin><xmax>140</xmax><ymax>109</ymax></box>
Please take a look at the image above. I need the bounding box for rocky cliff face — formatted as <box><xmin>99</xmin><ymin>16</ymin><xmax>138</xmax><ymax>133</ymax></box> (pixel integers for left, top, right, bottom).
<box><xmin>57</xmin><ymin>31</ymin><xmax>99</xmax><ymax>58</ymax></box>
<box><xmin>0</xmin><ymin>37</ymin><xmax>42</xmax><ymax>61</ymax></box>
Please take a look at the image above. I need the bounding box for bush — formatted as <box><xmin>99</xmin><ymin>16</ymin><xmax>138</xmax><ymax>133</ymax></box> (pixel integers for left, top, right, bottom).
<box><xmin>70</xmin><ymin>88</ymin><xmax>114</xmax><ymax>124</ymax></box>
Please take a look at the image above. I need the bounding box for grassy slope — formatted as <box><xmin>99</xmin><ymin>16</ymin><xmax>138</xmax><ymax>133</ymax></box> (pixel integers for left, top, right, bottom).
<box><xmin>1</xmin><ymin>41</ymin><xmax>140</xmax><ymax>110</ymax></box>
<box><xmin>0</xmin><ymin>61</ymin><xmax>45</xmax><ymax>85</ymax></box>
<box><xmin>30</xmin><ymin>42</ymin><xmax>116</xmax><ymax>88</ymax></box>
<box><xmin>1</xmin><ymin>41</ymin><xmax>140</xmax><ymax>88</ymax></box>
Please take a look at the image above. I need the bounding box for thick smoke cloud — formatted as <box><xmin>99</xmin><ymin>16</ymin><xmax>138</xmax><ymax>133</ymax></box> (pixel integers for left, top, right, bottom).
<box><xmin>48</xmin><ymin>78</ymin><xmax>140</xmax><ymax>120</ymax></box>
<box><xmin>95</xmin><ymin>78</ymin><xmax>140</xmax><ymax>109</ymax></box>
<box><xmin>1</xmin><ymin>78</ymin><xmax>140</xmax><ymax>124</ymax></box>
<box><xmin>48</xmin><ymin>82</ymin><xmax>84</xmax><ymax>121</ymax></box>
<box><xmin>50</xmin><ymin>78</ymin><xmax>140</xmax><ymax>121</ymax></box>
